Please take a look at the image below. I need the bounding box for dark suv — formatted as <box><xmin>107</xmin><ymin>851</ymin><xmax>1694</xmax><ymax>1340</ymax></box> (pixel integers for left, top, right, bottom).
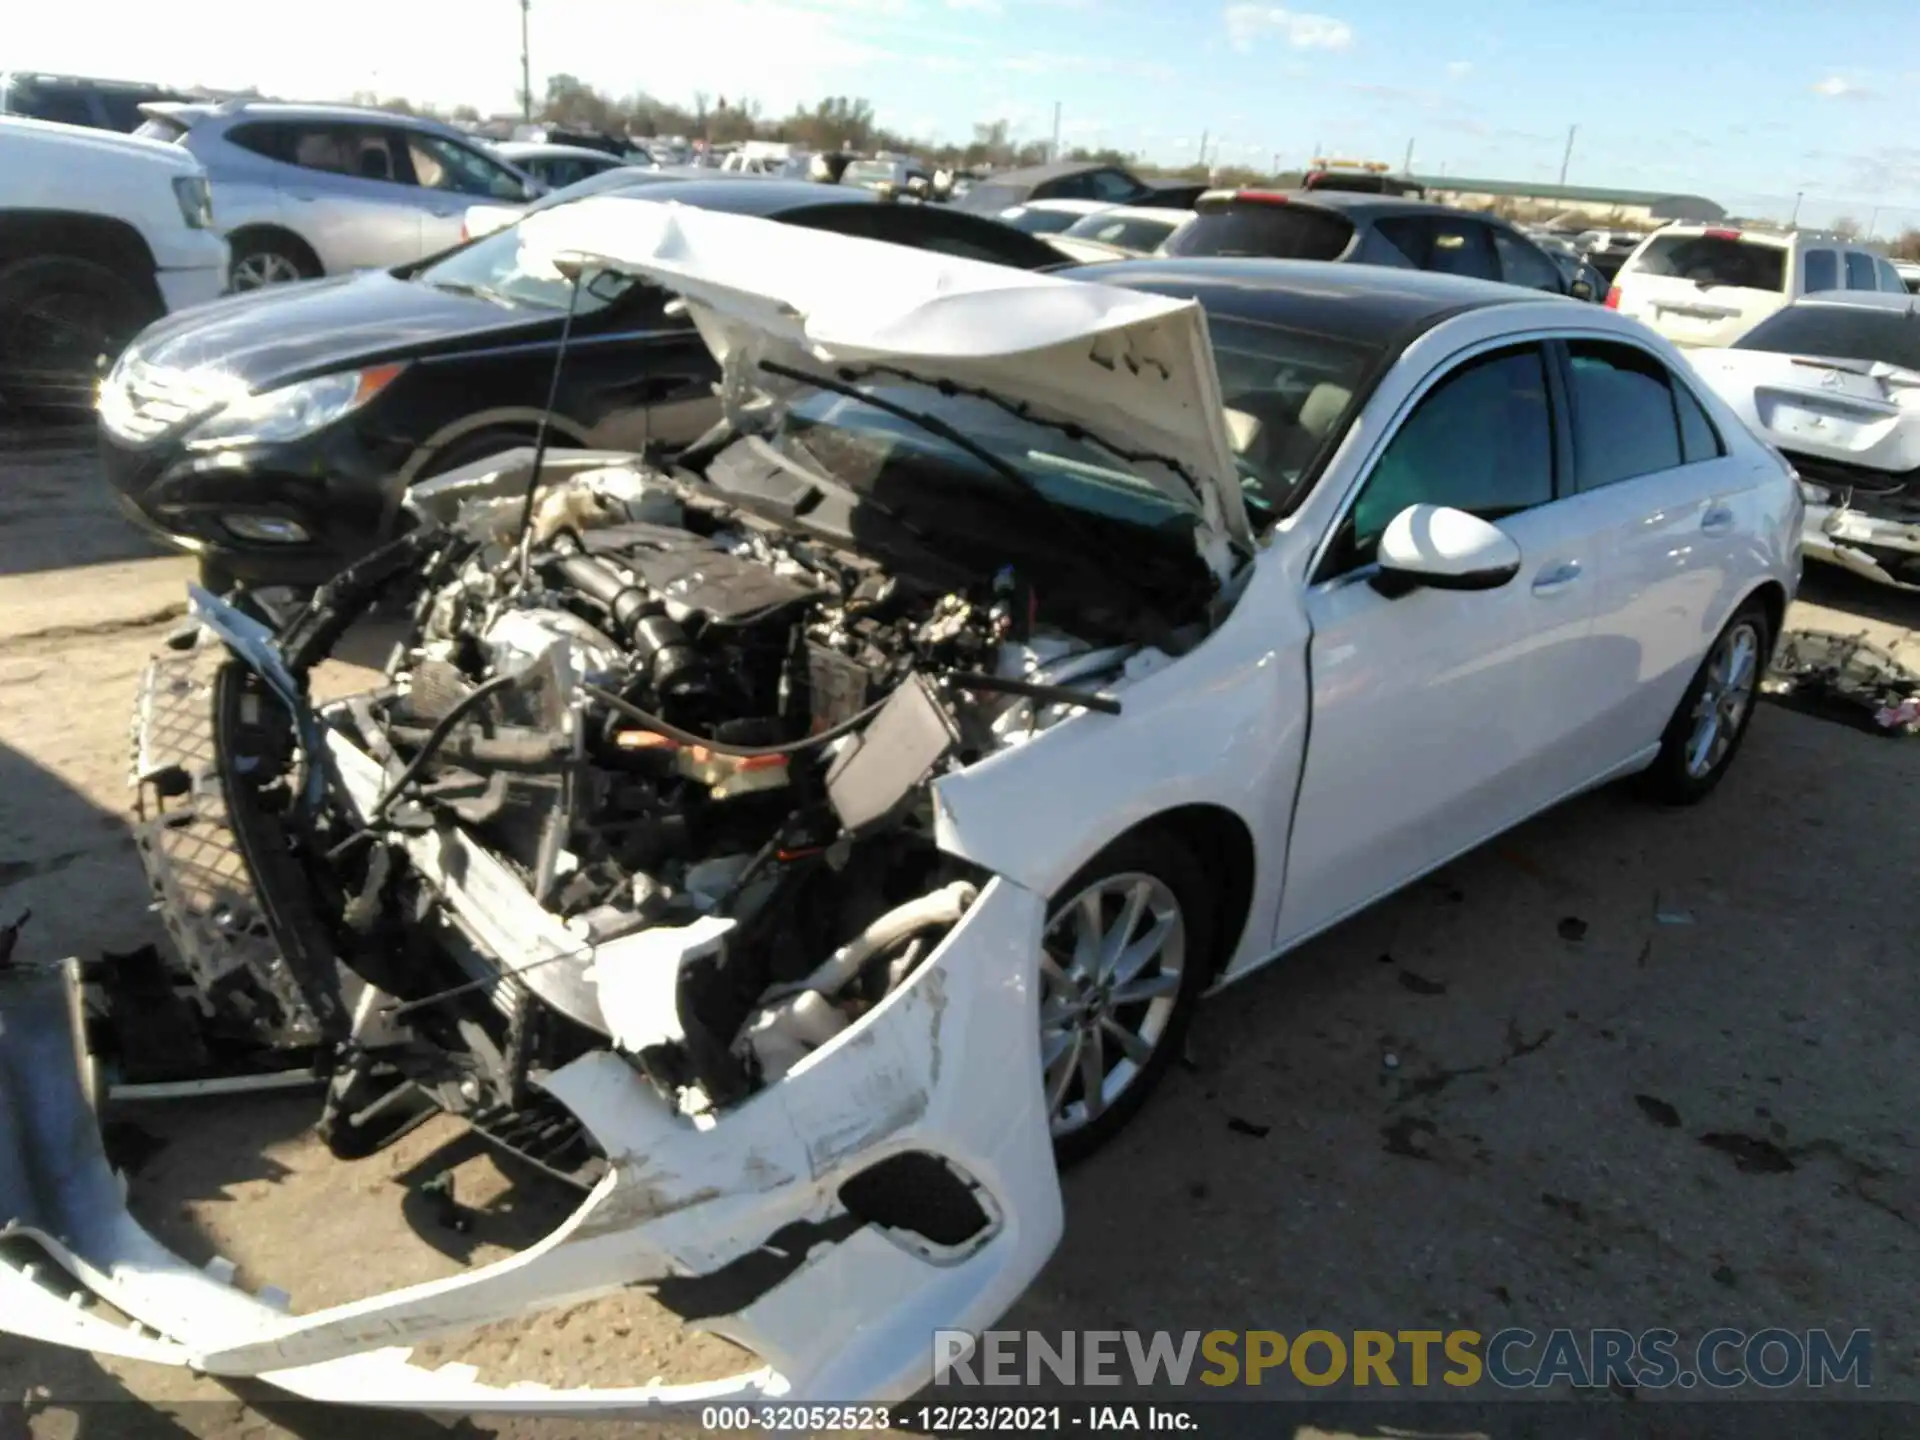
<box><xmin>1166</xmin><ymin>190</ymin><xmax>1600</xmax><ymax>301</ymax></box>
<box><xmin>0</xmin><ymin>72</ymin><xmax>195</xmax><ymax>132</ymax></box>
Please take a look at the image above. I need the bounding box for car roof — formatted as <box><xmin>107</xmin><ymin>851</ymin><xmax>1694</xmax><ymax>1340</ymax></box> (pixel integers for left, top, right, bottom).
<box><xmin>983</xmin><ymin>160</ymin><xmax>1126</xmax><ymax>187</ymax></box>
<box><xmin>1062</xmin><ymin>257</ymin><xmax>1538</xmax><ymax>347</ymax></box>
<box><xmin>205</xmin><ymin>101</ymin><xmax>463</xmax><ymax>131</ymax></box>
<box><xmin>1787</xmin><ymin>291</ymin><xmax>1920</xmax><ymax>314</ymax></box>
<box><xmin>1018</xmin><ymin>199</ymin><xmax>1116</xmax><ymax>214</ymax></box>
<box><xmin>566</xmin><ymin>176</ymin><xmax>878</xmax><ymax>217</ymax></box>
<box><xmin>495</xmin><ymin>141</ymin><xmax>627</xmax><ymax>163</ymax></box>
<box><xmin>1209</xmin><ymin>189</ymin><xmax>1487</xmax><ymax>222</ymax></box>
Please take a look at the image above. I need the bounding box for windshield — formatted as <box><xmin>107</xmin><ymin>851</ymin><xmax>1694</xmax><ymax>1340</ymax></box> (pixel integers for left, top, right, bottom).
<box><xmin>1061</xmin><ymin>212</ymin><xmax>1179</xmax><ymax>252</ymax></box>
<box><xmin>1735</xmin><ymin>305</ymin><xmax>1920</xmax><ymax>370</ymax></box>
<box><xmin>844</xmin><ymin>161</ymin><xmax>899</xmax><ymax>186</ymax></box>
<box><xmin>780</xmin><ymin>385</ymin><xmax>1196</xmax><ymax>539</ymax></box>
<box><xmin>1631</xmin><ymin>233</ymin><xmax>1787</xmax><ymax>292</ymax></box>
<box><xmin>414</xmin><ymin>220</ymin><xmax>638</xmax><ymax>312</ymax></box>
<box><xmin>1164</xmin><ymin>204</ymin><xmax>1354</xmax><ymax>260</ymax></box>
<box><xmin>1004</xmin><ymin>207</ymin><xmax>1080</xmax><ymax>235</ymax></box>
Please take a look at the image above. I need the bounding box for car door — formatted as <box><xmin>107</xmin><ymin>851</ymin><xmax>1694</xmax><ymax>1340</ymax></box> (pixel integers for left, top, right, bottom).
<box><xmin>1558</xmin><ymin>337</ymin><xmax>1751</xmax><ymax>767</ymax></box>
<box><xmin>243</xmin><ymin>121</ymin><xmax>427</xmax><ymax>273</ymax></box>
<box><xmin>1277</xmin><ymin>341</ymin><xmax>1602</xmax><ymax>944</ymax></box>
<box><xmin>401</xmin><ymin>130</ymin><xmax>534</xmax><ymax>257</ymax></box>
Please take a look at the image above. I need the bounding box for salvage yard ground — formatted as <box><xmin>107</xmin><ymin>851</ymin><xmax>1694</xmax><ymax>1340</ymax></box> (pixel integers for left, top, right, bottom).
<box><xmin>1</xmin><ymin>419</ymin><xmax>1916</xmax><ymax>1437</ymax></box>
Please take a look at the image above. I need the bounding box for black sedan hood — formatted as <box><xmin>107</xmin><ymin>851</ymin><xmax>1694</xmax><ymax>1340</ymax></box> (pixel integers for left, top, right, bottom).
<box><xmin>130</xmin><ymin>270</ymin><xmax>563</xmax><ymax>390</ymax></box>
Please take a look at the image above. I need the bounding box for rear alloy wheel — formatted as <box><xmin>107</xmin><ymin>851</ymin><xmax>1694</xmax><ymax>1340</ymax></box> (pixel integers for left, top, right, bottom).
<box><xmin>1641</xmin><ymin>599</ymin><xmax>1772</xmax><ymax>804</ymax></box>
<box><xmin>1039</xmin><ymin>833</ymin><xmax>1213</xmax><ymax>1165</ymax></box>
<box><xmin>0</xmin><ymin>255</ymin><xmax>156</xmax><ymax>411</ymax></box>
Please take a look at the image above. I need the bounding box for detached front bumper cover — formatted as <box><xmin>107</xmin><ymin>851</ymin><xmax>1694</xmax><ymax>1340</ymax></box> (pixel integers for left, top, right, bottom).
<box><xmin>1803</xmin><ymin>502</ymin><xmax>1920</xmax><ymax>591</ymax></box>
<box><xmin>0</xmin><ymin>863</ymin><xmax>1059</xmax><ymax>1409</ymax></box>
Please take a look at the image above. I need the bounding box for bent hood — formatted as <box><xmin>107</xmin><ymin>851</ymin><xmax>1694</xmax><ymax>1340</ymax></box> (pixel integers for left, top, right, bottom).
<box><xmin>516</xmin><ymin>195</ymin><xmax>1253</xmax><ymax>560</ymax></box>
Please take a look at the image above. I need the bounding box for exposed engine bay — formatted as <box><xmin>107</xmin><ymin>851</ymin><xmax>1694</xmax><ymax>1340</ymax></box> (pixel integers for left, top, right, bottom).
<box><xmin>189</xmin><ymin>448</ymin><xmax>1169</xmax><ymax>1186</ymax></box>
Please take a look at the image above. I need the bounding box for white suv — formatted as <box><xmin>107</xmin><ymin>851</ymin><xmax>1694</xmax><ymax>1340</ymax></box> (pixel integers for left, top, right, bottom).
<box><xmin>1608</xmin><ymin>223</ymin><xmax>1909</xmax><ymax>347</ymax></box>
<box><xmin>0</xmin><ymin>115</ymin><xmax>227</xmax><ymax>407</ymax></box>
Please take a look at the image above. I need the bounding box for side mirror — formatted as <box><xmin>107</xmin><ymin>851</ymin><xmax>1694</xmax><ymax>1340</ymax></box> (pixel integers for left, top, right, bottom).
<box><xmin>1570</xmin><ymin>278</ymin><xmax>1595</xmax><ymax>301</ymax></box>
<box><xmin>1371</xmin><ymin>504</ymin><xmax>1521</xmax><ymax>597</ymax></box>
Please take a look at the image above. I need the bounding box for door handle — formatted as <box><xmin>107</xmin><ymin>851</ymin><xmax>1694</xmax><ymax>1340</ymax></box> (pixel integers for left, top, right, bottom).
<box><xmin>1531</xmin><ymin>560</ymin><xmax>1582</xmax><ymax>594</ymax></box>
<box><xmin>1701</xmin><ymin>504</ymin><xmax>1735</xmax><ymax>534</ymax></box>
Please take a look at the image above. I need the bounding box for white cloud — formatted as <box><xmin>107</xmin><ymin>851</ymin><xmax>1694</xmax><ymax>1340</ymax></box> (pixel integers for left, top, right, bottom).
<box><xmin>1224</xmin><ymin>4</ymin><xmax>1354</xmax><ymax>53</ymax></box>
<box><xmin>1811</xmin><ymin>75</ymin><xmax>1868</xmax><ymax>98</ymax></box>
<box><xmin>1445</xmin><ymin>60</ymin><xmax>1472</xmax><ymax>79</ymax></box>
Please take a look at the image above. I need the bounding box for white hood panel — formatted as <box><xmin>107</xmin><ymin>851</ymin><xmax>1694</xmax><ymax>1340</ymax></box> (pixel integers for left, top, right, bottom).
<box><xmin>517</xmin><ymin>196</ymin><xmax>1252</xmax><ymax>559</ymax></box>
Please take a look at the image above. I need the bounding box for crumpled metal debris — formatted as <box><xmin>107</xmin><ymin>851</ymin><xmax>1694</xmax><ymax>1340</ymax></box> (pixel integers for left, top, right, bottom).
<box><xmin>1762</xmin><ymin>630</ymin><xmax>1920</xmax><ymax>735</ymax></box>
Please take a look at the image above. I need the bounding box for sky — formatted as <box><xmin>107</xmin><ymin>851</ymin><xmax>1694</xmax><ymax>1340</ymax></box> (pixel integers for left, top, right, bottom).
<box><xmin>15</xmin><ymin>0</ymin><xmax>1920</xmax><ymax>227</ymax></box>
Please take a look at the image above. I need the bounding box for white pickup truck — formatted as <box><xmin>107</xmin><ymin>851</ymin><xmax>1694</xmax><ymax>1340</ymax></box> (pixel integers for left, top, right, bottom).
<box><xmin>0</xmin><ymin>115</ymin><xmax>228</xmax><ymax>407</ymax></box>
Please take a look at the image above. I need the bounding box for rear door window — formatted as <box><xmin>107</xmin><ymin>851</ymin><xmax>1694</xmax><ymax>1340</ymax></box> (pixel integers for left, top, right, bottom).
<box><xmin>23</xmin><ymin>86</ymin><xmax>96</xmax><ymax>127</ymax></box>
<box><xmin>1491</xmin><ymin>228</ymin><xmax>1567</xmax><ymax>292</ymax></box>
<box><xmin>1631</xmin><ymin>233</ymin><xmax>1787</xmax><ymax>292</ymax></box>
<box><xmin>1875</xmin><ymin>258</ymin><xmax>1908</xmax><ymax>293</ymax></box>
<box><xmin>1565</xmin><ymin>341</ymin><xmax>1687</xmax><ymax>489</ymax></box>
<box><xmin>1375</xmin><ymin>216</ymin><xmax>1498</xmax><ymax>281</ymax></box>
<box><xmin>1844</xmin><ymin>251</ymin><xmax>1879</xmax><ymax>290</ymax></box>
<box><xmin>1165</xmin><ymin>202</ymin><xmax>1354</xmax><ymax>260</ymax></box>
<box><xmin>1087</xmin><ymin>169</ymin><xmax>1146</xmax><ymax>202</ymax></box>
<box><xmin>1803</xmin><ymin>248</ymin><xmax>1839</xmax><ymax>293</ymax></box>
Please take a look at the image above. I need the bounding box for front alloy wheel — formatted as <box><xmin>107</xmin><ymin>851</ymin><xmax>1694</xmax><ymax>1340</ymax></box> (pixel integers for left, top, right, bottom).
<box><xmin>231</xmin><ymin>250</ymin><xmax>307</xmax><ymax>290</ymax></box>
<box><xmin>1037</xmin><ymin>833</ymin><xmax>1214</xmax><ymax>1164</ymax></box>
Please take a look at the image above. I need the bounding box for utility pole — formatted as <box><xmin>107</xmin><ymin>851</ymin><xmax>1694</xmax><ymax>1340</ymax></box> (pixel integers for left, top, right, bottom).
<box><xmin>1050</xmin><ymin>101</ymin><xmax>1061</xmax><ymax>162</ymax></box>
<box><xmin>1790</xmin><ymin>190</ymin><xmax>1804</xmax><ymax>227</ymax></box>
<box><xmin>519</xmin><ymin>0</ymin><xmax>532</xmax><ymax>123</ymax></box>
<box><xmin>1866</xmin><ymin>205</ymin><xmax>1881</xmax><ymax>239</ymax></box>
<box><xmin>1557</xmin><ymin>124</ymin><xmax>1576</xmax><ymax>187</ymax></box>
<box><xmin>1402</xmin><ymin>136</ymin><xmax>1414</xmax><ymax>176</ymax></box>
<box><xmin>1197</xmin><ymin>129</ymin><xmax>1209</xmax><ymax>168</ymax></box>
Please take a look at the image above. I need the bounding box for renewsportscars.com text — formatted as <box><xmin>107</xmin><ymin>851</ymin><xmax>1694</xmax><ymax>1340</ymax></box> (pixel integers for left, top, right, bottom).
<box><xmin>933</xmin><ymin>1327</ymin><xmax>1873</xmax><ymax>1391</ymax></box>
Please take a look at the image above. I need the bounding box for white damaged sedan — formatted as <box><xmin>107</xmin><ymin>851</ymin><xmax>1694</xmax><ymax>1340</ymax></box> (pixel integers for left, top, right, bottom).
<box><xmin>0</xmin><ymin>201</ymin><xmax>1801</xmax><ymax>1411</ymax></box>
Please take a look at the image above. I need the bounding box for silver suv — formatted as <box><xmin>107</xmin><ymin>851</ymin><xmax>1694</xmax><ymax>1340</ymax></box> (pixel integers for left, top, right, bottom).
<box><xmin>134</xmin><ymin>100</ymin><xmax>540</xmax><ymax>289</ymax></box>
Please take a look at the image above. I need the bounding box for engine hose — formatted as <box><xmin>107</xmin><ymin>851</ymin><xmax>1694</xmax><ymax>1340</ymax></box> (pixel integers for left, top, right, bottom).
<box><xmin>762</xmin><ymin>881</ymin><xmax>980</xmax><ymax>1003</ymax></box>
<box><xmin>365</xmin><ymin>673</ymin><xmax>519</xmax><ymax>821</ymax></box>
<box><xmin>583</xmin><ymin>682</ymin><xmax>895</xmax><ymax>757</ymax></box>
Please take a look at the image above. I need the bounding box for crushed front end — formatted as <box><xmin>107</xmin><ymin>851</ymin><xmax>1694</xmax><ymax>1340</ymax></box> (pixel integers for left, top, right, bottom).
<box><xmin>0</xmin><ymin>450</ymin><xmax>1124</xmax><ymax>1408</ymax></box>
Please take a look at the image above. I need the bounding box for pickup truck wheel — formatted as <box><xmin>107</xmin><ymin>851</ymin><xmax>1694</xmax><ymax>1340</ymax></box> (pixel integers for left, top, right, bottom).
<box><xmin>1640</xmin><ymin>599</ymin><xmax>1772</xmax><ymax>805</ymax></box>
<box><xmin>0</xmin><ymin>254</ymin><xmax>156</xmax><ymax>410</ymax></box>
<box><xmin>1041</xmin><ymin>831</ymin><xmax>1215</xmax><ymax>1166</ymax></box>
<box><xmin>229</xmin><ymin>235</ymin><xmax>316</xmax><ymax>291</ymax></box>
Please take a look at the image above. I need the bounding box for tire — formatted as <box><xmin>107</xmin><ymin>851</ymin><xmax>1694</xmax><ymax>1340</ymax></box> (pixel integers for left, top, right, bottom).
<box><xmin>228</xmin><ymin>231</ymin><xmax>319</xmax><ymax>291</ymax></box>
<box><xmin>1639</xmin><ymin>598</ymin><xmax>1772</xmax><ymax>805</ymax></box>
<box><xmin>0</xmin><ymin>254</ymin><xmax>158</xmax><ymax>411</ymax></box>
<box><xmin>1040</xmin><ymin>829</ymin><xmax>1216</xmax><ymax>1167</ymax></box>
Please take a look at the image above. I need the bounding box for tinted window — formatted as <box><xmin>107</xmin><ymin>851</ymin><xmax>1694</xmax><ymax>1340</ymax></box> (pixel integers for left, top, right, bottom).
<box><xmin>1165</xmin><ymin>202</ymin><xmax>1354</xmax><ymax>260</ymax></box>
<box><xmin>964</xmin><ymin>183</ymin><xmax>1025</xmax><ymax>211</ymax></box>
<box><xmin>1675</xmin><ymin>383</ymin><xmax>1724</xmax><ymax>464</ymax></box>
<box><xmin>98</xmin><ymin>91</ymin><xmax>154</xmax><ymax>132</ymax></box>
<box><xmin>241</xmin><ymin>123</ymin><xmax>401</xmax><ymax>180</ymax></box>
<box><xmin>1734</xmin><ymin>305</ymin><xmax>1920</xmax><ymax>370</ymax></box>
<box><xmin>1844</xmin><ymin>251</ymin><xmax>1879</xmax><ymax>290</ymax></box>
<box><xmin>407</xmin><ymin>133</ymin><xmax>526</xmax><ymax>198</ymax></box>
<box><xmin>1803</xmin><ymin>249</ymin><xmax>1839</xmax><ymax>293</ymax></box>
<box><xmin>1566</xmin><ymin>342</ymin><xmax>1684</xmax><ymax>489</ymax></box>
<box><xmin>1877</xmin><ymin>259</ymin><xmax>1907</xmax><ymax>293</ymax></box>
<box><xmin>1063</xmin><ymin>213</ymin><xmax>1180</xmax><ymax>253</ymax></box>
<box><xmin>1632</xmin><ymin>233</ymin><xmax>1786</xmax><ymax>292</ymax></box>
<box><xmin>1374</xmin><ymin>216</ymin><xmax>1498</xmax><ymax>281</ymax></box>
<box><xmin>1088</xmin><ymin>169</ymin><xmax>1144</xmax><ymax>202</ymax></box>
<box><xmin>1492</xmin><ymin>228</ymin><xmax>1566</xmax><ymax>292</ymax></box>
<box><xmin>1342</xmin><ymin>346</ymin><xmax>1554</xmax><ymax>565</ymax></box>
<box><xmin>22</xmin><ymin>87</ymin><xmax>95</xmax><ymax>127</ymax></box>
<box><xmin>1002</xmin><ymin>206</ymin><xmax>1080</xmax><ymax>235</ymax></box>
<box><xmin>791</xmin><ymin>206</ymin><xmax>1057</xmax><ymax>269</ymax></box>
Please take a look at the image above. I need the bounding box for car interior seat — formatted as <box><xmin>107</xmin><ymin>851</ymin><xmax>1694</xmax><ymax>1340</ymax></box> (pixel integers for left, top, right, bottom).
<box><xmin>359</xmin><ymin>146</ymin><xmax>392</xmax><ymax>181</ymax></box>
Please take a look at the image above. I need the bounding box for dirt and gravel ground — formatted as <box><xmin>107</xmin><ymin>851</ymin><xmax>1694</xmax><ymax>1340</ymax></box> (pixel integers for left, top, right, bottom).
<box><xmin>1</xmin><ymin>420</ymin><xmax>1916</xmax><ymax>1438</ymax></box>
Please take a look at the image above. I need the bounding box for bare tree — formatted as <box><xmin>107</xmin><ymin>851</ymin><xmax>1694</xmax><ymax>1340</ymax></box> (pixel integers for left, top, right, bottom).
<box><xmin>1832</xmin><ymin>215</ymin><xmax>1862</xmax><ymax>239</ymax></box>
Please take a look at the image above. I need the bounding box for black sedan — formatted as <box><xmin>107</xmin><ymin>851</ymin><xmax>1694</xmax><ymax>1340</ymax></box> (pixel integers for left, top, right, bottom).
<box><xmin>98</xmin><ymin>177</ymin><xmax>1065</xmax><ymax>586</ymax></box>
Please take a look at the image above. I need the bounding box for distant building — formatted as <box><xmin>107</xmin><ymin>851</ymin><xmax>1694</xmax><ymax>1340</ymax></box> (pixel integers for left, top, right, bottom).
<box><xmin>1412</xmin><ymin>176</ymin><xmax>1725</xmax><ymax>226</ymax></box>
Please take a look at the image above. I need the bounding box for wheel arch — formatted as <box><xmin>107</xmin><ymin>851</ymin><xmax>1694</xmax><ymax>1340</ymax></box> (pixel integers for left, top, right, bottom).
<box><xmin>0</xmin><ymin>210</ymin><xmax>160</xmax><ymax>304</ymax></box>
<box><xmin>1083</xmin><ymin>803</ymin><xmax>1257</xmax><ymax>980</ymax></box>
<box><xmin>1740</xmin><ymin>577</ymin><xmax>1788</xmax><ymax>649</ymax></box>
<box><xmin>226</xmin><ymin>224</ymin><xmax>322</xmax><ymax>277</ymax></box>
